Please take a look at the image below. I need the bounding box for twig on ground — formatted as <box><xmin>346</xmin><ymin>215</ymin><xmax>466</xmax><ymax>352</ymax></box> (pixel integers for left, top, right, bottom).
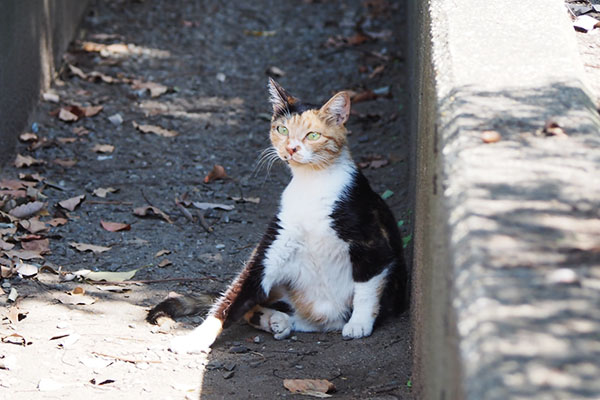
<box><xmin>91</xmin><ymin>351</ymin><xmax>161</xmax><ymax>364</ymax></box>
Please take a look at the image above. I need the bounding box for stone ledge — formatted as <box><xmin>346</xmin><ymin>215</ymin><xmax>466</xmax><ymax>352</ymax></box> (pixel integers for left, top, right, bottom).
<box><xmin>0</xmin><ymin>1</ymin><xmax>88</xmax><ymax>165</ymax></box>
<box><xmin>409</xmin><ymin>1</ymin><xmax>600</xmax><ymax>399</ymax></box>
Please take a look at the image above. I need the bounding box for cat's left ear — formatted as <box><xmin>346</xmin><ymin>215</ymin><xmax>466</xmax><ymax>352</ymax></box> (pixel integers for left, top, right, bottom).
<box><xmin>268</xmin><ymin>78</ymin><xmax>298</xmax><ymax>116</ymax></box>
<box><xmin>319</xmin><ymin>92</ymin><xmax>351</xmax><ymax>126</ymax></box>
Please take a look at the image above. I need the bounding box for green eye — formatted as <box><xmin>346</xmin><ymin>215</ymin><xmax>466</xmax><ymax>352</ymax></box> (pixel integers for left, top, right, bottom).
<box><xmin>306</xmin><ymin>132</ymin><xmax>321</xmax><ymax>141</ymax></box>
<box><xmin>277</xmin><ymin>126</ymin><xmax>289</xmax><ymax>136</ymax></box>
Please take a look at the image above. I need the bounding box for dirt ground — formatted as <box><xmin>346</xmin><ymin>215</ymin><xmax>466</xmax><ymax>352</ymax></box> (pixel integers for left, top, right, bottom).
<box><xmin>0</xmin><ymin>1</ymin><xmax>413</xmax><ymax>399</ymax></box>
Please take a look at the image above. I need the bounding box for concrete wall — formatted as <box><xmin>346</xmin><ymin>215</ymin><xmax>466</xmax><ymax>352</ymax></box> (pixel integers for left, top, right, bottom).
<box><xmin>410</xmin><ymin>0</ymin><xmax>600</xmax><ymax>399</ymax></box>
<box><xmin>0</xmin><ymin>0</ymin><xmax>88</xmax><ymax>164</ymax></box>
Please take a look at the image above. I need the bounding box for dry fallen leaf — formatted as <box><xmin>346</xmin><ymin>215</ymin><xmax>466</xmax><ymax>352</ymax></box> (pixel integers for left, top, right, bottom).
<box><xmin>92</xmin><ymin>187</ymin><xmax>118</xmax><ymax>198</ymax></box>
<box><xmin>2</xmin><ymin>332</ymin><xmax>26</xmax><ymax>346</ymax></box>
<box><xmin>542</xmin><ymin>121</ymin><xmax>568</xmax><ymax>138</ymax></box>
<box><xmin>481</xmin><ymin>130</ymin><xmax>501</xmax><ymax>143</ymax></box>
<box><xmin>131</xmin><ymin>80</ymin><xmax>169</xmax><ymax>98</ymax></box>
<box><xmin>57</xmin><ymin>137</ymin><xmax>78</xmax><ymax>144</ymax></box>
<box><xmin>54</xmin><ymin>292</ymin><xmax>96</xmax><ymax>306</ymax></box>
<box><xmin>58</xmin><ymin>107</ymin><xmax>79</xmax><ymax>122</ymax></box>
<box><xmin>19</xmin><ymin>217</ymin><xmax>48</xmax><ymax>234</ymax></box>
<box><xmin>21</xmin><ymin>238</ymin><xmax>50</xmax><ymax>254</ymax></box>
<box><xmin>203</xmin><ymin>164</ymin><xmax>228</xmax><ymax>183</ymax></box>
<box><xmin>157</xmin><ymin>259</ymin><xmax>172</xmax><ymax>268</ymax></box>
<box><xmin>3</xmin><ymin>249</ymin><xmax>44</xmax><ymax>260</ymax></box>
<box><xmin>58</xmin><ymin>195</ymin><xmax>85</xmax><ymax>211</ymax></box>
<box><xmin>358</xmin><ymin>154</ymin><xmax>389</xmax><ymax>169</ymax></box>
<box><xmin>100</xmin><ymin>220</ymin><xmax>131</xmax><ymax>232</ymax></box>
<box><xmin>155</xmin><ymin>249</ymin><xmax>171</xmax><ymax>257</ymax></box>
<box><xmin>91</xmin><ymin>144</ymin><xmax>115</xmax><ymax>153</ymax></box>
<box><xmin>14</xmin><ymin>154</ymin><xmax>45</xmax><ymax>168</ymax></box>
<box><xmin>69</xmin><ymin>242</ymin><xmax>112</xmax><ymax>254</ymax></box>
<box><xmin>0</xmin><ymin>239</ymin><xmax>14</xmax><ymax>251</ymax></box>
<box><xmin>283</xmin><ymin>379</ymin><xmax>335</xmax><ymax>398</ymax></box>
<box><xmin>229</xmin><ymin>196</ymin><xmax>261</xmax><ymax>204</ymax></box>
<box><xmin>19</xmin><ymin>132</ymin><xmax>39</xmax><ymax>142</ymax></box>
<box><xmin>47</xmin><ymin>218</ymin><xmax>68</xmax><ymax>227</ymax></box>
<box><xmin>15</xmin><ymin>261</ymin><xmax>39</xmax><ymax>277</ymax></box>
<box><xmin>9</xmin><ymin>201</ymin><xmax>46</xmax><ymax>219</ymax></box>
<box><xmin>132</xmin><ymin>121</ymin><xmax>178</xmax><ymax>137</ymax></box>
<box><xmin>192</xmin><ymin>202</ymin><xmax>235</xmax><ymax>211</ymax></box>
<box><xmin>133</xmin><ymin>205</ymin><xmax>173</xmax><ymax>224</ymax></box>
<box><xmin>74</xmin><ymin>268</ymin><xmax>137</xmax><ymax>282</ymax></box>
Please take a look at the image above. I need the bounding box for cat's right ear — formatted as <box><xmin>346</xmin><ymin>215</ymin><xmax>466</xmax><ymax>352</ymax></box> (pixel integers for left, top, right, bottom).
<box><xmin>268</xmin><ymin>78</ymin><xmax>297</xmax><ymax>117</ymax></box>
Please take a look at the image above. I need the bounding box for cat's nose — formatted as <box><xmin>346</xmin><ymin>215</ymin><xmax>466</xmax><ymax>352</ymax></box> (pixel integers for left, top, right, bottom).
<box><xmin>286</xmin><ymin>146</ymin><xmax>298</xmax><ymax>155</ymax></box>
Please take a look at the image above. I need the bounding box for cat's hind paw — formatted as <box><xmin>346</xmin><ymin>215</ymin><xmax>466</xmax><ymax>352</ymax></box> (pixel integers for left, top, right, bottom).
<box><xmin>269</xmin><ymin>312</ymin><xmax>292</xmax><ymax>340</ymax></box>
<box><xmin>342</xmin><ymin>320</ymin><xmax>373</xmax><ymax>340</ymax></box>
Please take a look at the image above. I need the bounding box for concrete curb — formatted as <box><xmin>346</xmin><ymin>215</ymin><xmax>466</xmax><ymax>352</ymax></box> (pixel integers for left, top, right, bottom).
<box><xmin>0</xmin><ymin>1</ymin><xmax>88</xmax><ymax>165</ymax></box>
<box><xmin>410</xmin><ymin>1</ymin><xmax>600</xmax><ymax>399</ymax></box>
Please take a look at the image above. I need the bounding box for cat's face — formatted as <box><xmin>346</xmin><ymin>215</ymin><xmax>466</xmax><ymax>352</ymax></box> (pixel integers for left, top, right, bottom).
<box><xmin>268</xmin><ymin>79</ymin><xmax>351</xmax><ymax>170</ymax></box>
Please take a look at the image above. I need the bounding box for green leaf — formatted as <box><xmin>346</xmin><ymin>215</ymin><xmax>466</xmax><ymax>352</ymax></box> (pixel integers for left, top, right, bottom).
<box><xmin>406</xmin><ymin>379</ymin><xmax>412</xmax><ymax>388</ymax></box>
<box><xmin>397</xmin><ymin>219</ymin><xmax>405</xmax><ymax>227</ymax></box>
<box><xmin>402</xmin><ymin>234</ymin><xmax>412</xmax><ymax>249</ymax></box>
<box><xmin>381</xmin><ymin>189</ymin><xmax>394</xmax><ymax>200</ymax></box>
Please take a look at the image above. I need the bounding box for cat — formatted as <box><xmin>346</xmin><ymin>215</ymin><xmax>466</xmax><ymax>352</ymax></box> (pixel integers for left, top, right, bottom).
<box><xmin>147</xmin><ymin>78</ymin><xmax>410</xmax><ymax>354</ymax></box>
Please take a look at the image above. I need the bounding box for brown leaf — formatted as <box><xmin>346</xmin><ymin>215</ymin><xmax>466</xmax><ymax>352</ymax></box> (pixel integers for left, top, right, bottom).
<box><xmin>157</xmin><ymin>259</ymin><xmax>172</xmax><ymax>268</ymax></box>
<box><xmin>203</xmin><ymin>164</ymin><xmax>228</xmax><ymax>183</ymax></box>
<box><xmin>358</xmin><ymin>154</ymin><xmax>389</xmax><ymax>169</ymax></box>
<box><xmin>69</xmin><ymin>242</ymin><xmax>111</xmax><ymax>254</ymax></box>
<box><xmin>19</xmin><ymin>132</ymin><xmax>38</xmax><ymax>142</ymax></box>
<box><xmin>155</xmin><ymin>249</ymin><xmax>171</xmax><ymax>257</ymax></box>
<box><xmin>9</xmin><ymin>201</ymin><xmax>46</xmax><ymax>219</ymax></box>
<box><xmin>100</xmin><ymin>220</ymin><xmax>131</xmax><ymax>232</ymax></box>
<box><xmin>3</xmin><ymin>249</ymin><xmax>44</xmax><ymax>260</ymax></box>
<box><xmin>481</xmin><ymin>130</ymin><xmax>501</xmax><ymax>143</ymax></box>
<box><xmin>82</xmin><ymin>105</ymin><xmax>104</xmax><ymax>117</ymax></box>
<box><xmin>131</xmin><ymin>80</ymin><xmax>168</xmax><ymax>98</ymax></box>
<box><xmin>21</xmin><ymin>238</ymin><xmax>50</xmax><ymax>254</ymax></box>
<box><xmin>15</xmin><ymin>261</ymin><xmax>39</xmax><ymax>277</ymax></box>
<box><xmin>58</xmin><ymin>195</ymin><xmax>85</xmax><ymax>211</ymax></box>
<box><xmin>47</xmin><ymin>218</ymin><xmax>68</xmax><ymax>227</ymax></box>
<box><xmin>132</xmin><ymin>121</ymin><xmax>178</xmax><ymax>137</ymax></box>
<box><xmin>91</xmin><ymin>144</ymin><xmax>115</xmax><ymax>153</ymax></box>
<box><xmin>14</xmin><ymin>154</ymin><xmax>45</xmax><ymax>168</ymax></box>
<box><xmin>283</xmin><ymin>379</ymin><xmax>336</xmax><ymax>397</ymax></box>
<box><xmin>92</xmin><ymin>187</ymin><xmax>118</xmax><ymax>198</ymax></box>
<box><xmin>0</xmin><ymin>179</ymin><xmax>26</xmax><ymax>190</ymax></box>
<box><xmin>68</xmin><ymin>64</ymin><xmax>88</xmax><ymax>80</ymax></box>
<box><xmin>53</xmin><ymin>158</ymin><xmax>77</xmax><ymax>168</ymax></box>
<box><xmin>58</xmin><ymin>107</ymin><xmax>79</xmax><ymax>122</ymax></box>
<box><xmin>1</xmin><ymin>333</ymin><xmax>27</xmax><ymax>346</ymax></box>
<box><xmin>542</xmin><ymin>121</ymin><xmax>568</xmax><ymax>138</ymax></box>
<box><xmin>133</xmin><ymin>205</ymin><xmax>173</xmax><ymax>224</ymax></box>
<box><xmin>19</xmin><ymin>217</ymin><xmax>48</xmax><ymax>234</ymax></box>
<box><xmin>0</xmin><ymin>239</ymin><xmax>14</xmax><ymax>251</ymax></box>
<box><xmin>72</xmin><ymin>126</ymin><xmax>90</xmax><ymax>136</ymax></box>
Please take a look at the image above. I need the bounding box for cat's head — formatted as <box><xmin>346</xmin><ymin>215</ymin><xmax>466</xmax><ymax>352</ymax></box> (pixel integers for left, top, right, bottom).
<box><xmin>268</xmin><ymin>78</ymin><xmax>350</xmax><ymax>170</ymax></box>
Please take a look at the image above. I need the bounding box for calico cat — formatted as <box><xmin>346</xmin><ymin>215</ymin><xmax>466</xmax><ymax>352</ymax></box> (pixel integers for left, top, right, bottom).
<box><xmin>147</xmin><ymin>78</ymin><xmax>410</xmax><ymax>354</ymax></box>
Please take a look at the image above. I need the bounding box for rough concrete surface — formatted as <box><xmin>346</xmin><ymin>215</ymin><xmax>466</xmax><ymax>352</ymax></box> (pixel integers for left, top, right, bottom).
<box><xmin>411</xmin><ymin>0</ymin><xmax>600</xmax><ymax>399</ymax></box>
<box><xmin>0</xmin><ymin>0</ymin><xmax>89</xmax><ymax>165</ymax></box>
<box><xmin>0</xmin><ymin>1</ymin><xmax>413</xmax><ymax>399</ymax></box>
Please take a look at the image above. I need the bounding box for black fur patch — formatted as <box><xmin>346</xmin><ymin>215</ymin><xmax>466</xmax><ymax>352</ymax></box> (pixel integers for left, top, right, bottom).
<box><xmin>248</xmin><ymin>310</ymin><xmax>264</xmax><ymax>327</ymax></box>
<box><xmin>269</xmin><ymin>300</ymin><xmax>294</xmax><ymax>315</ymax></box>
<box><xmin>146</xmin><ymin>295</ymin><xmax>211</xmax><ymax>324</ymax></box>
<box><xmin>212</xmin><ymin>216</ymin><xmax>282</xmax><ymax>328</ymax></box>
<box><xmin>330</xmin><ymin>170</ymin><xmax>410</xmax><ymax>317</ymax></box>
<box><xmin>273</xmin><ymin>100</ymin><xmax>319</xmax><ymax>119</ymax></box>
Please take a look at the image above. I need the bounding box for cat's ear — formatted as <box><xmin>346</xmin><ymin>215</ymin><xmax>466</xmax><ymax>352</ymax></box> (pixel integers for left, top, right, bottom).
<box><xmin>268</xmin><ymin>78</ymin><xmax>298</xmax><ymax>116</ymax></box>
<box><xmin>319</xmin><ymin>91</ymin><xmax>351</xmax><ymax>126</ymax></box>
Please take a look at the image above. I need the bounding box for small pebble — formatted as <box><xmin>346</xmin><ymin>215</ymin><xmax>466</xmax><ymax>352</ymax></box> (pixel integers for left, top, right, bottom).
<box><xmin>1</xmin><ymin>282</ymin><xmax>11</xmax><ymax>289</ymax></box>
<box><xmin>228</xmin><ymin>345</ymin><xmax>249</xmax><ymax>354</ymax></box>
<box><xmin>215</xmin><ymin>244</ymin><xmax>225</xmax><ymax>250</ymax></box>
<box><xmin>253</xmin><ymin>335</ymin><xmax>262</xmax><ymax>344</ymax></box>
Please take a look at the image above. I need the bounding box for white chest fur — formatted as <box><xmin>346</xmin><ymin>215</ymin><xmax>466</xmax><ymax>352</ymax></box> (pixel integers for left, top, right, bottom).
<box><xmin>262</xmin><ymin>151</ymin><xmax>357</xmax><ymax>328</ymax></box>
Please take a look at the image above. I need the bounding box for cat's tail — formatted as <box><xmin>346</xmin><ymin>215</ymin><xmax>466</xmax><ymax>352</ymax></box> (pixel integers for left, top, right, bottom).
<box><xmin>146</xmin><ymin>293</ymin><xmax>214</xmax><ymax>325</ymax></box>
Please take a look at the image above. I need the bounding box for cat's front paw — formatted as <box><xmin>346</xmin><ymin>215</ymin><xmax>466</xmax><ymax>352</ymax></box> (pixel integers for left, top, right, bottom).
<box><xmin>342</xmin><ymin>320</ymin><xmax>373</xmax><ymax>340</ymax></box>
<box><xmin>169</xmin><ymin>316</ymin><xmax>223</xmax><ymax>354</ymax></box>
<box><xmin>269</xmin><ymin>312</ymin><xmax>292</xmax><ymax>340</ymax></box>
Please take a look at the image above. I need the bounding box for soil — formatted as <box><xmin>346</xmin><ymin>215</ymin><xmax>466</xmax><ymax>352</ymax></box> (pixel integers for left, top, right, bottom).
<box><xmin>0</xmin><ymin>1</ymin><xmax>413</xmax><ymax>399</ymax></box>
